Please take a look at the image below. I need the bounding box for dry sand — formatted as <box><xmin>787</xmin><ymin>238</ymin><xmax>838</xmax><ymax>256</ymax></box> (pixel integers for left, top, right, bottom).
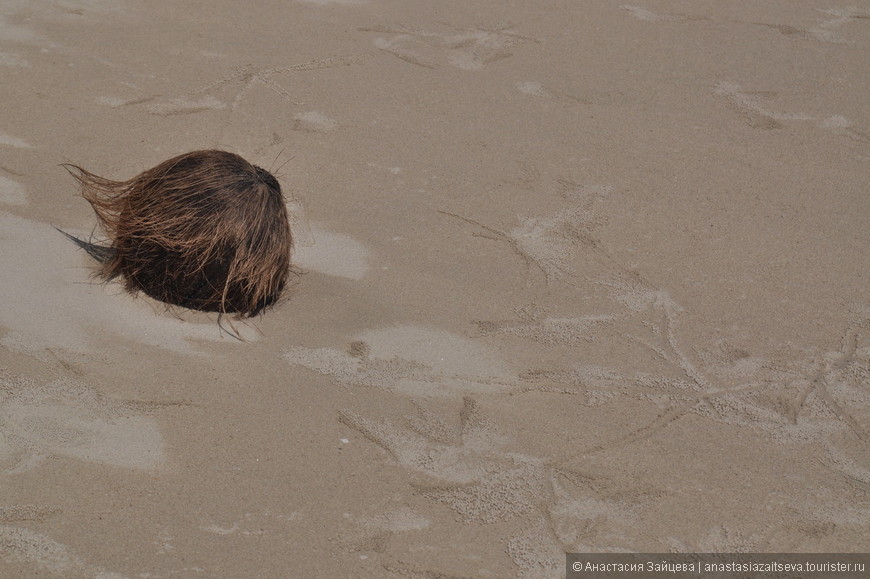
<box><xmin>1</xmin><ymin>0</ymin><xmax>868</xmax><ymax>577</ymax></box>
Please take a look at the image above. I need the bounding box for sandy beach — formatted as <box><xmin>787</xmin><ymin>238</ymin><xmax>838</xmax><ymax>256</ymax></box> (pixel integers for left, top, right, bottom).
<box><xmin>1</xmin><ymin>0</ymin><xmax>868</xmax><ymax>576</ymax></box>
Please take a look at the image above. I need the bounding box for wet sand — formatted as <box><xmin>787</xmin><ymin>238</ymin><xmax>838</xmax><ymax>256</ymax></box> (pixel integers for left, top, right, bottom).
<box><xmin>1</xmin><ymin>1</ymin><xmax>868</xmax><ymax>576</ymax></box>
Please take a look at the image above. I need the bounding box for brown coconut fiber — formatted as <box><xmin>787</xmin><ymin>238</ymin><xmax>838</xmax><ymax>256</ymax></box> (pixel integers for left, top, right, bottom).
<box><xmin>64</xmin><ymin>150</ymin><xmax>293</xmax><ymax>318</ymax></box>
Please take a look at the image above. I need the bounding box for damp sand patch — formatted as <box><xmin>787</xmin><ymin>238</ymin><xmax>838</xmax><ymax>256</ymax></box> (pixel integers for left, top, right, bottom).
<box><xmin>0</xmin><ymin>211</ymin><xmax>258</xmax><ymax>358</ymax></box>
<box><xmin>284</xmin><ymin>325</ymin><xmax>516</xmax><ymax>396</ymax></box>
<box><xmin>0</xmin><ymin>373</ymin><xmax>165</xmax><ymax>473</ymax></box>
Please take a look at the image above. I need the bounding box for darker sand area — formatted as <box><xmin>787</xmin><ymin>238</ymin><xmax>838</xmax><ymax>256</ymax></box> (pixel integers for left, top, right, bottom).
<box><xmin>1</xmin><ymin>1</ymin><xmax>868</xmax><ymax>577</ymax></box>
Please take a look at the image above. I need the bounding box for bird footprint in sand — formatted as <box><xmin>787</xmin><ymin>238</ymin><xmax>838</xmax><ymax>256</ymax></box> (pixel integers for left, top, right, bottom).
<box><xmin>361</xmin><ymin>23</ymin><xmax>537</xmax><ymax>70</ymax></box>
<box><xmin>340</xmin><ymin>399</ymin><xmax>648</xmax><ymax>573</ymax></box>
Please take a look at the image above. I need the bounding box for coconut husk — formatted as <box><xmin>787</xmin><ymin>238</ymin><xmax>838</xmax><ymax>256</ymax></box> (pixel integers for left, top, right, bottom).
<box><xmin>62</xmin><ymin>150</ymin><xmax>293</xmax><ymax>318</ymax></box>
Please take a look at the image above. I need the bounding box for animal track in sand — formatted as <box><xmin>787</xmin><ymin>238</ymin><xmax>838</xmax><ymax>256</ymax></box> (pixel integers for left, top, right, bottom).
<box><xmin>339</xmin><ymin>397</ymin><xmax>512</xmax><ymax>486</ymax></box>
<box><xmin>361</xmin><ymin>23</ymin><xmax>537</xmax><ymax>70</ymax></box>
<box><xmin>337</xmin><ymin>317</ymin><xmax>867</xmax><ymax>564</ymax></box>
<box><xmin>146</xmin><ymin>95</ymin><xmax>227</xmax><ymax>116</ymax></box>
<box><xmin>532</xmin><ymin>276</ymin><xmax>870</xmax><ymax>462</ymax></box>
<box><xmin>806</xmin><ymin>6</ymin><xmax>870</xmax><ymax>44</ymax></box>
<box><xmin>97</xmin><ymin>55</ymin><xmax>367</xmax><ymax>117</ymax></box>
<box><xmin>714</xmin><ymin>81</ymin><xmax>813</xmax><ymax>130</ymax></box>
<box><xmin>715</xmin><ymin>81</ymin><xmax>869</xmax><ymax>141</ymax></box>
<box><xmin>339</xmin><ymin>398</ymin><xmax>650</xmax><ymax>573</ymax></box>
<box><xmin>784</xmin><ymin>316</ymin><xmax>870</xmax><ymax>442</ymax></box>
<box><xmin>326</xmin><ymin>164</ymin><xmax>868</xmax><ymax>561</ymax></box>
<box><xmin>158</xmin><ymin>55</ymin><xmax>366</xmax><ymax>113</ymax></box>
<box><xmin>447</xmin><ymin>174</ymin><xmax>869</xmax><ymax>456</ymax></box>
<box><xmin>625</xmin><ymin>3</ymin><xmax>870</xmax><ymax>45</ymax></box>
<box><xmin>745</xmin><ymin>7</ymin><xmax>870</xmax><ymax>44</ymax></box>
<box><xmin>441</xmin><ymin>179</ymin><xmax>614</xmax><ymax>283</ymax></box>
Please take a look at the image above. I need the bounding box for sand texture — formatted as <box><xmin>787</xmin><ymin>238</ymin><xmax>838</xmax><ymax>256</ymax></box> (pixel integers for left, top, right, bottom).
<box><xmin>1</xmin><ymin>1</ymin><xmax>868</xmax><ymax>577</ymax></box>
